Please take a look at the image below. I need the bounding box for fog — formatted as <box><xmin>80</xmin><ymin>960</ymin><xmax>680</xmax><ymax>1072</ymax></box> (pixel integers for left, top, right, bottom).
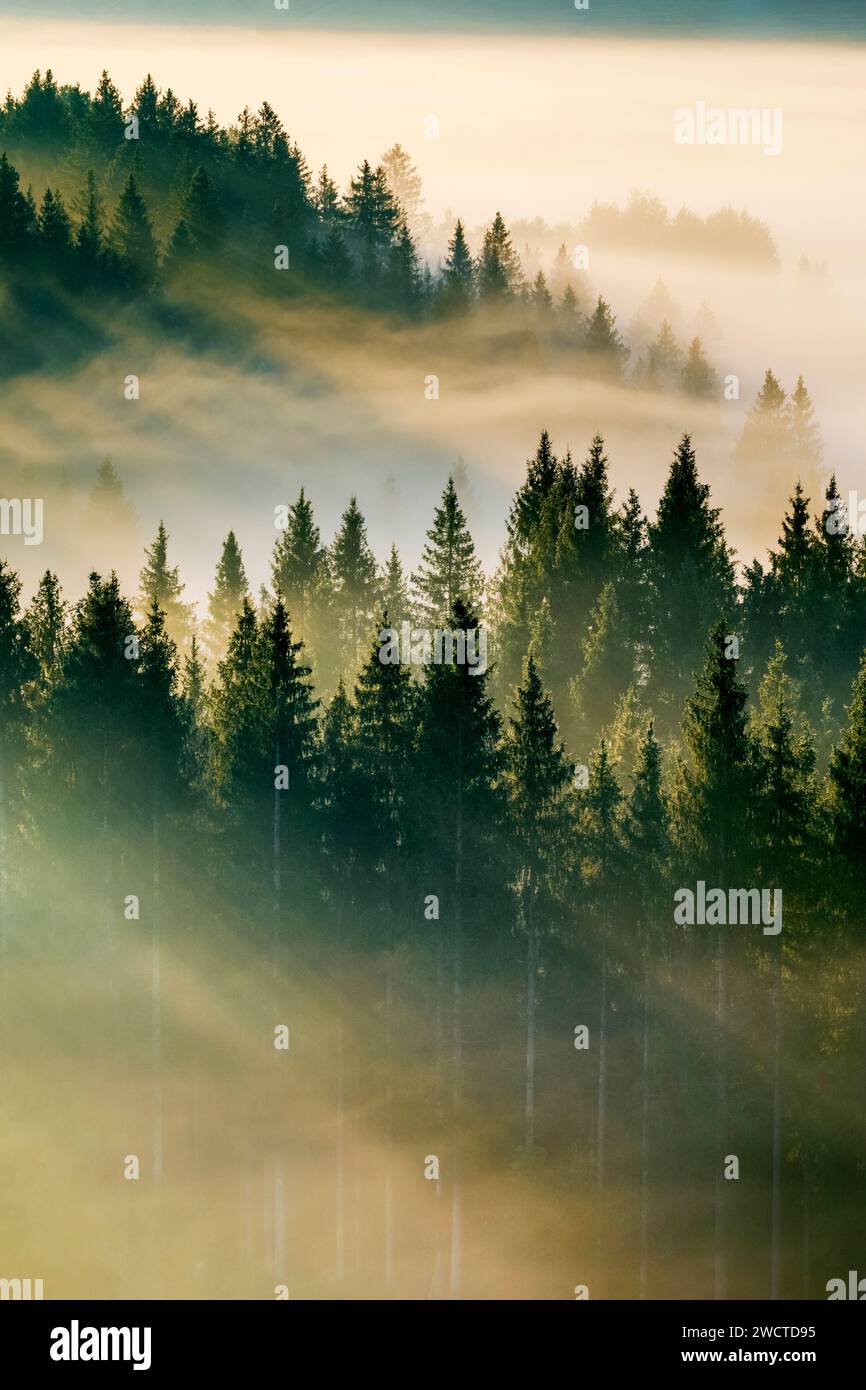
<box><xmin>1</xmin><ymin>23</ymin><xmax>864</xmax><ymax>610</ymax></box>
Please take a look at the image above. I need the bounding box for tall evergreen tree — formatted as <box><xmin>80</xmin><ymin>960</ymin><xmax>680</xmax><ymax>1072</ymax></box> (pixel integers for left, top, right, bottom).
<box><xmin>412</xmin><ymin>477</ymin><xmax>484</xmax><ymax>628</ymax></box>
<box><xmin>330</xmin><ymin>497</ymin><xmax>378</xmax><ymax>668</ymax></box>
<box><xmin>438</xmin><ymin>218</ymin><xmax>475</xmax><ymax>314</ymax></box>
<box><xmin>504</xmin><ymin>652</ymin><xmax>574</xmax><ymax>1149</ymax></box>
<box><xmin>204</xmin><ymin>531</ymin><xmax>249</xmax><ymax>663</ymax></box>
<box><xmin>647</xmin><ymin>435</ymin><xmax>736</xmax><ymax>721</ymax></box>
<box><xmin>111</xmin><ymin>171</ymin><xmax>158</xmax><ymax>290</ymax></box>
<box><xmin>476</xmin><ymin>212</ymin><xmax>522</xmax><ymax>303</ymax></box>
<box><xmin>138</xmin><ymin>521</ymin><xmax>192</xmax><ymax>647</ymax></box>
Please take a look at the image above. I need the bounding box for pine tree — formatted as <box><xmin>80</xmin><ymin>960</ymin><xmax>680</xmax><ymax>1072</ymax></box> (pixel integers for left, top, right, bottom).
<box><xmin>412</xmin><ymin>477</ymin><xmax>484</xmax><ymax>628</ymax></box>
<box><xmin>622</xmin><ymin>717</ymin><xmax>669</xmax><ymax>1296</ymax></box>
<box><xmin>640</xmin><ymin>320</ymin><xmax>683</xmax><ymax>389</ymax></box>
<box><xmin>204</xmin><ymin>531</ymin><xmax>249</xmax><ymax>663</ymax></box>
<box><xmin>271</xmin><ymin>488</ymin><xmax>329</xmax><ymax>632</ymax></box>
<box><xmin>138</xmin><ymin>521</ymin><xmax>192</xmax><ymax>647</ymax></box>
<box><xmin>330</xmin><ymin>497</ymin><xmax>379</xmax><ymax>668</ymax></box>
<box><xmin>476</xmin><ymin>212</ymin><xmax>522</xmax><ymax>303</ymax></box>
<box><xmin>182</xmin><ymin>165</ymin><xmax>223</xmax><ymax>251</ymax></box>
<box><xmin>504</xmin><ymin>652</ymin><xmax>574</xmax><ymax>1148</ymax></box>
<box><xmin>314</xmin><ymin>165</ymin><xmax>341</xmax><ymax>223</ymax></box>
<box><xmin>380</xmin><ymin>545</ymin><xmax>412</xmax><ymax>628</ymax></box>
<box><xmin>437</xmin><ymin>218</ymin><xmax>475</xmax><ymax>314</ymax></box>
<box><xmin>584</xmin><ymin>296</ymin><xmax>628</xmax><ymax>378</ymax></box>
<box><xmin>577</xmin><ymin>738</ymin><xmax>625</xmax><ymax>1188</ymax></box>
<box><xmin>676</xmin><ymin>618</ymin><xmax>753</xmax><ymax>878</ymax></box>
<box><xmin>0</xmin><ymin>151</ymin><xmax>34</xmax><ymax>259</ymax></box>
<box><xmin>681</xmin><ymin>337</ymin><xmax>719</xmax><ymax>397</ymax></box>
<box><xmin>827</xmin><ymin>652</ymin><xmax>866</xmax><ymax>886</ymax></box>
<box><xmin>25</xmin><ymin>570</ymin><xmax>67</xmax><ymax>686</ymax></box>
<box><xmin>748</xmin><ymin>641</ymin><xmax>815</xmax><ymax>883</ymax></box>
<box><xmin>556</xmin><ymin>283</ymin><xmax>585</xmax><ymax>346</ymax></box>
<box><xmin>648</xmin><ymin>435</ymin><xmax>736</xmax><ymax>721</ymax></box>
<box><xmin>380</xmin><ymin>143</ymin><xmax>423</xmax><ymax>223</ymax></box>
<box><xmin>385</xmin><ymin>222</ymin><xmax>422</xmax><ymax>312</ymax></box>
<box><xmin>87</xmin><ymin>70</ymin><xmax>124</xmax><ymax>152</ymax></box>
<box><xmin>111</xmin><ymin>171</ymin><xmax>158</xmax><ymax>290</ymax></box>
<box><xmin>415</xmin><ymin>595</ymin><xmax>506</xmax><ymax>1293</ymax></box>
<box><xmin>736</xmin><ymin>369</ymin><xmax>790</xmax><ymax>483</ymax></box>
<box><xmin>0</xmin><ymin>561</ymin><xmax>36</xmax><ymax>878</ymax></box>
<box><xmin>530</xmin><ymin>270</ymin><xmax>554</xmax><ymax>319</ymax></box>
<box><xmin>37</xmin><ymin>187</ymin><xmax>72</xmax><ymax>262</ymax></box>
<box><xmin>786</xmin><ymin>376</ymin><xmax>822</xmax><ymax>484</ymax></box>
<box><xmin>73</xmin><ymin>169</ymin><xmax>104</xmax><ymax>279</ymax></box>
<box><xmin>571</xmin><ymin>582</ymin><xmax>636</xmax><ymax>749</ymax></box>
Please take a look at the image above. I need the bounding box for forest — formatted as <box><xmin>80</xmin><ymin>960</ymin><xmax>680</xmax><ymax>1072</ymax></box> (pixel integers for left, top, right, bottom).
<box><xmin>1</xmin><ymin>417</ymin><xmax>865</xmax><ymax>1298</ymax></box>
<box><xmin>0</xmin><ymin>67</ymin><xmax>781</xmax><ymax>388</ymax></box>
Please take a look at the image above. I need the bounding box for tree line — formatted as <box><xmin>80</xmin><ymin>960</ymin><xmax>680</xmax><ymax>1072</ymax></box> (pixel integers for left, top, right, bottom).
<box><xmin>0</xmin><ymin>69</ymin><xmax>736</xmax><ymax>391</ymax></box>
<box><xmin>1</xmin><ymin>426</ymin><xmax>864</xmax><ymax>1296</ymax></box>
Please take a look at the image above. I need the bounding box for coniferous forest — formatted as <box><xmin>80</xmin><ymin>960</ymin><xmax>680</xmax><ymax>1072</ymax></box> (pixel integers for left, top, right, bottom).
<box><xmin>1</xmin><ymin>54</ymin><xmax>864</xmax><ymax>1304</ymax></box>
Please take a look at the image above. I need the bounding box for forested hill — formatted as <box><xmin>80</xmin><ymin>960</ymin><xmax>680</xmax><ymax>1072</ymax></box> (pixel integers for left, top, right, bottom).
<box><xmin>0</xmin><ymin>69</ymin><xmax>774</xmax><ymax>381</ymax></box>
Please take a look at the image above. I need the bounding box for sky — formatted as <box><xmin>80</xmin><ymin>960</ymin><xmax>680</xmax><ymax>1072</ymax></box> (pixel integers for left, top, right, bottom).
<box><xmin>1</xmin><ymin>0</ymin><xmax>865</xmax><ymax>37</ymax></box>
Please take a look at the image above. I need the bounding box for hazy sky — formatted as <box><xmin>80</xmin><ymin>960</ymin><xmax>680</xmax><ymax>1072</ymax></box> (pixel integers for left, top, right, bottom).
<box><xmin>3</xmin><ymin>21</ymin><xmax>865</xmax><ymax>247</ymax></box>
<box><xmin>1</xmin><ymin>0</ymin><xmax>864</xmax><ymax>37</ymax></box>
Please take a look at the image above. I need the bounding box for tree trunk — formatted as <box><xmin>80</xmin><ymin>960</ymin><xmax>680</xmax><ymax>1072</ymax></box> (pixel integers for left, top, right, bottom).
<box><xmin>639</xmin><ymin>923</ymin><xmax>651</xmax><ymax>1298</ymax></box>
<box><xmin>713</xmin><ymin>925</ymin><xmax>726</xmax><ymax>1299</ymax></box>
<box><xmin>450</xmin><ymin>722</ymin><xmax>464</xmax><ymax>1297</ymax></box>
<box><xmin>596</xmin><ymin>925</ymin><xmax>608</xmax><ymax>1188</ymax></box>
<box><xmin>525</xmin><ymin>874</ymin><xmax>536</xmax><ymax>1152</ymax></box>
<box><xmin>770</xmin><ymin>943</ymin><xmax>783</xmax><ymax>1298</ymax></box>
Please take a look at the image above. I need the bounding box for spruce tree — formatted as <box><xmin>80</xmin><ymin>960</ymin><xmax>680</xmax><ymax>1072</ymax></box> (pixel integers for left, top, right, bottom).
<box><xmin>111</xmin><ymin>171</ymin><xmax>158</xmax><ymax>290</ymax></box>
<box><xmin>827</xmin><ymin>653</ymin><xmax>866</xmax><ymax>885</ymax></box>
<box><xmin>380</xmin><ymin>545</ymin><xmax>412</xmax><ymax>628</ymax></box>
<box><xmin>647</xmin><ymin>435</ymin><xmax>736</xmax><ymax>721</ymax></box>
<box><xmin>681</xmin><ymin>337</ymin><xmax>719</xmax><ymax>397</ymax></box>
<box><xmin>139</xmin><ymin>521</ymin><xmax>192</xmax><ymax>647</ymax></box>
<box><xmin>438</xmin><ymin>218</ymin><xmax>475</xmax><ymax>314</ymax></box>
<box><xmin>330</xmin><ymin>497</ymin><xmax>379</xmax><ymax>668</ymax></box>
<box><xmin>476</xmin><ymin>212</ymin><xmax>522</xmax><ymax>303</ymax></box>
<box><xmin>25</xmin><ymin>570</ymin><xmax>67</xmax><ymax>686</ymax></box>
<box><xmin>504</xmin><ymin>651</ymin><xmax>574</xmax><ymax>1147</ymax></box>
<box><xmin>412</xmin><ymin>477</ymin><xmax>484</xmax><ymax>628</ymax></box>
<box><xmin>204</xmin><ymin>531</ymin><xmax>249</xmax><ymax>663</ymax></box>
<box><xmin>271</xmin><ymin>488</ymin><xmax>328</xmax><ymax>630</ymax></box>
<box><xmin>584</xmin><ymin>296</ymin><xmax>628</xmax><ymax>378</ymax></box>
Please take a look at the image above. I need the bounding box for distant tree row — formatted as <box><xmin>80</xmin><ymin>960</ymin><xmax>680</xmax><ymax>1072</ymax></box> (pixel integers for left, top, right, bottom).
<box><xmin>0</xmin><ymin>71</ymin><xmax>733</xmax><ymax>390</ymax></box>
